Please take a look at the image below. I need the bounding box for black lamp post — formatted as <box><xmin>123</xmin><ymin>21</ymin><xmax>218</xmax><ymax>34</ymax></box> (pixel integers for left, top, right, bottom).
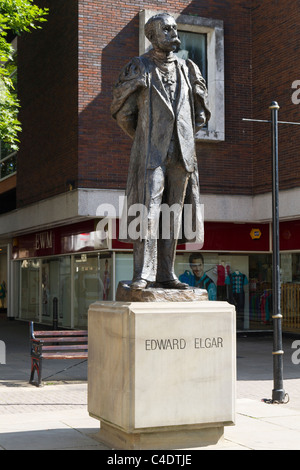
<box><xmin>269</xmin><ymin>102</ymin><xmax>285</xmax><ymax>403</ymax></box>
<box><xmin>242</xmin><ymin>101</ymin><xmax>300</xmax><ymax>403</ymax></box>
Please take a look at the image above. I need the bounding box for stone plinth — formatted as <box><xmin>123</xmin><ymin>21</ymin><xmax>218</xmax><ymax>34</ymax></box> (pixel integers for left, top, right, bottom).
<box><xmin>88</xmin><ymin>300</ymin><xmax>236</xmax><ymax>450</ymax></box>
<box><xmin>116</xmin><ymin>281</ymin><xmax>208</xmax><ymax>302</ymax></box>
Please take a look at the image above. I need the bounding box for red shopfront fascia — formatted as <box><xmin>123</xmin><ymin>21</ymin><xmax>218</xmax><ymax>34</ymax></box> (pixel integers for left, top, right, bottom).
<box><xmin>18</xmin><ymin>219</ymin><xmax>300</xmax><ymax>259</ymax></box>
<box><xmin>12</xmin><ymin>219</ymin><xmax>300</xmax><ymax>259</ymax></box>
<box><xmin>12</xmin><ymin>220</ymin><xmax>103</xmax><ymax>259</ymax></box>
<box><xmin>112</xmin><ymin>220</ymin><xmax>271</xmax><ymax>252</ymax></box>
<box><xmin>279</xmin><ymin>220</ymin><xmax>300</xmax><ymax>251</ymax></box>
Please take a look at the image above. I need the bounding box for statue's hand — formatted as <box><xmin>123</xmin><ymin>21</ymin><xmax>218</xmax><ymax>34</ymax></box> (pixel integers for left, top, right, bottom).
<box><xmin>196</xmin><ymin>111</ymin><xmax>206</xmax><ymax>130</ymax></box>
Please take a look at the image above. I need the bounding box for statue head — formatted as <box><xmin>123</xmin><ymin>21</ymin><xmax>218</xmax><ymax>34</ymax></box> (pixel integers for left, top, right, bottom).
<box><xmin>145</xmin><ymin>13</ymin><xmax>181</xmax><ymax>52</ymax></box>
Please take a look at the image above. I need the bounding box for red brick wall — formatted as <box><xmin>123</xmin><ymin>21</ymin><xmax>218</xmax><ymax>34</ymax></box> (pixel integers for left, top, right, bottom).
<box><xmin>252</xmin><ymin>0</ymin><xmax>300</xmax><ymax>194</ymax></box>
<box><xmin>78</xmin><ymin>0</ymin><xmax>254</xmax><ymax>195</ymax></box>
<box><xmin>17</xmin><ymin>0</ymin><xmax>78</xmax><ymax>207</ymax></box>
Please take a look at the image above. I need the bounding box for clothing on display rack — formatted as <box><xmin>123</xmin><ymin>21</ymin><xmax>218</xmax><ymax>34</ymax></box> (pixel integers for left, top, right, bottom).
<box><xmin>260</xmin><ymin>289</ymin><xmax>272</xmax><ymax>323</ymax></box>
<box><xmin>225</xmin><ymin>270</ymin><xmax>248</xmax><ymax>313</ymax></box>
<box><xmin>214</xmin><ymin>262</ymin><xmax>230</xmax><ymax>301</ymax></box>
<box><xmin>249</xmin><ymin>289</ymin><xmax>272</xmax><ymax>323</ymax></box>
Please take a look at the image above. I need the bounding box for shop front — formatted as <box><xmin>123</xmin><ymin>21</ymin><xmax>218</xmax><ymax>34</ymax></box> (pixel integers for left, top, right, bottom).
<box><xmin>278</xmin><ymin>220</ymin><xmax>300</xmax><ymax>333</ymax></box>
<box><xmin>113</xmin><ymin>220</ymin><xmax>272</xmax><ymax>331</ymax></box>
<box><xmin>12</xmin><ymin>220</ymin><xmax>113</xmax><ymax>328</ymax></box>
<box><xmin>11</xmin><ymin>218</ymin><xmax>300</xmax><ymax>332</ymax></box>
<box><xmin>175</xmin><ymin>222</ymin><xmax>271</xmax><ymax>331</ymax></box>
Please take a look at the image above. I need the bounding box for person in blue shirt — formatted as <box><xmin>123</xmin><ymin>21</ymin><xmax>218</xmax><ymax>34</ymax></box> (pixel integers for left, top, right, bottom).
<box><xmin>179</xmin><ymin>254</ymin><xmax>217</xmax><ymax>300</ymax></box>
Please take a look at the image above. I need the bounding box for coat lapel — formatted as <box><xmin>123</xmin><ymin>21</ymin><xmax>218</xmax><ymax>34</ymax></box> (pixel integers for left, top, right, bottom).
<box><xmin>151</xmin><ymin>67</ymin><xmax>174</xmax><ymax>118</ymax></box>
<box><xmin>176</xmin><ymin>63</ymin><xmax>193</xmax><ymax>113</ymax></box>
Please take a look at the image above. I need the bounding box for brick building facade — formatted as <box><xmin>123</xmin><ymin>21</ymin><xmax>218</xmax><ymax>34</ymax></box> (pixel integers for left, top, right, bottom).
<box><xmin>0</xmin><ymin>0</ymin><xmax>300</xmax><ymax>331</ymax></box>
<box><xmin>252</xmin><ymin>0</ymin><xmax>300</xmax><ymax>194</ymax></box>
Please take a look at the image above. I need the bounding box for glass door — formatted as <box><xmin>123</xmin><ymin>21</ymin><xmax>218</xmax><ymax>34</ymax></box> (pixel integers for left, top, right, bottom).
<box><xmin>20</xmin><ymin>259</ymin><xmax>40</xmax><ymax>321</ymax></box>
<box><xmin>41</xmin><ymin>257</ymin><xmax>71</xmax><ymax>327</ymax></box>
<box><xmin>73</xmin><ymin>253</ymin><xmax>113</xmax><ymax>328</ymax></box>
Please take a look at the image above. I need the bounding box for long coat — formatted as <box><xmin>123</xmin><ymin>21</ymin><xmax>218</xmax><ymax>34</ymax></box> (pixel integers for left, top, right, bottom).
<box><xmin>111</xmin><ymin>51</ymin><xmax>211</xmax><ymax>244</ymax></box>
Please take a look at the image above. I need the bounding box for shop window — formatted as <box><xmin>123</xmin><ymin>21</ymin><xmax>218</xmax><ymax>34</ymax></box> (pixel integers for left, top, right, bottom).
<box><xmin>248</xmin><ymin>254</ymin><xmax>272</xmax><ymax>328</ymax></box>
<box><xmin>115</xmin><ymin>252</ymin><xmax>133</xmax><ymax>290</ymax></box>
<box><xmin>41</xmin><ymin>257</ymin><xmax>72</xmax><ymax>328</ymax></box>
<box><xmin>281</xmin><ymin>253</ymin><xmax>300</xmax><ymax>331</ymax></box>
<box><xmin>20</xmin><ymin>259</ymin><xmax>40</xmax><ymax>321</ymax></box>
<box><xmin>18</xmin><ymin>253</ymin><xmax>113</xmax><ymax>328</ymax></box>
<box><xmin>176</xmin><ymin>252</ymin><xmax>249</xmax><ymax>329</ymax></box>
<box><xmin>74</xmin><ymin>253</ymin><xmax>113</xmax><ymax>328</ymax></box>
<box><xmin>250</xmin><ymin>253</ymin><xmax>300</xmax><ymax>332</ymax></box>
<box><xmin>292</xmin><ymin>253</ymin><xmax>300</xmax><ymax>282</ymax></box>
<box><xmin>139</xmin><ymin>10</ymin><xmax>225</xmax><ymax>142</ymax></box>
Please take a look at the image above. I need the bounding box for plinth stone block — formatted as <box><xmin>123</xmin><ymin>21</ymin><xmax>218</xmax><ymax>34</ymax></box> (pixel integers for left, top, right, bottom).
<box><xmin>88</xmin><ymin>300</ymin><xmax>236</xmax><ymax>450</ymax></box>
<box><xmin>116</xmin><ymin>281</ymin><xmax>208</xmax><ymax>302</ymax></box>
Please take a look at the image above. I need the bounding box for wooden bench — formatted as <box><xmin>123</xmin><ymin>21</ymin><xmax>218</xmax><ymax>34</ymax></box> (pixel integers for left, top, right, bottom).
<box><xmin>29</xmin><ymin>321</ymin><xmax>88</xmax><ymax>387</ymax></box>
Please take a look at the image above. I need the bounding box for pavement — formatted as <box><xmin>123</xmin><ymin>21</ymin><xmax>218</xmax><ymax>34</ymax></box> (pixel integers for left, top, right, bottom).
<box><xmin>1</xmin><ymin>318</ymin><xmax>300</xmax><ymax>451</ymax></box>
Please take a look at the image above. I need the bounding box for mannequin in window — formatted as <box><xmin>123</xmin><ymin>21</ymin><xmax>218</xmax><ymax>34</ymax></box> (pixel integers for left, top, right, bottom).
<box><xmin>225</xmin><ymin>270</ymin><xmax>248</xmax><ymax>325</ymax></box>
<box><xmin>0</xmin><ymin>280</ymin><xmax>6</xmax><ymax>309</ymax></box>
<box><xmin>102</xmin><ymin>259</ymin><xmax>110</xmax><ymax>300</ymax></box>
<box><xmin>214</xmin><ymin>261</ymin><xmax>230</xmax><ymax>301</ymax></box>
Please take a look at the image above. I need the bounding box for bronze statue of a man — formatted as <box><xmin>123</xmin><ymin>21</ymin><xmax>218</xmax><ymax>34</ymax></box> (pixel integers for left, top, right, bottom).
<box><xmin>111</xmin><ymin>13</ymin><xmax>210</xmax><ymax>290</ymax></box>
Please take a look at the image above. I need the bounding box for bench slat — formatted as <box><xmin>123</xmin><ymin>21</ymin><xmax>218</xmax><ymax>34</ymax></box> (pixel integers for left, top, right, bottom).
<box><xmin>34</xmin><ymin>330</ymin><xmax>87</xmax><ymax>337</ymax></box>
<box><xmin>42</xmin><ymin>344</ymin><xmax>88</xmax><ymax>351</ymax></box>
<box><xmin>42</xmin><ymin>352</ymin><xmax>88</xmax><ymax>360</ymax></box>
<box><xmin>34</xmin><ymin>337</ymin><xmax>88</xmax><ymax>343</ymax></box>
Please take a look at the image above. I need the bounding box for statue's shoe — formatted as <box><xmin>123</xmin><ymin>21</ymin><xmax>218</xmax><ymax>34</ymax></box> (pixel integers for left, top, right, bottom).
<box><xmin>156</xmin><ymin>279</ymin><xmax>189</xmax><ymax>290</ymax></box>
<box><xmin>130</xmin><ymin>279</ymin><xmax>148</xmax><ymax>290</ymax></box>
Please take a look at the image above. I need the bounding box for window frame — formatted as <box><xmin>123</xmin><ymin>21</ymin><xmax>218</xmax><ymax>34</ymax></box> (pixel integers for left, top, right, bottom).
<box><xmin>175</xmin><ymin>29</ymin><xmax>207</xmax><ymax>84</ymax></box>
<box><xmin>139</xmin><ymin>10</ymin><xmax>225</xmax><ymax>142</ymax></box>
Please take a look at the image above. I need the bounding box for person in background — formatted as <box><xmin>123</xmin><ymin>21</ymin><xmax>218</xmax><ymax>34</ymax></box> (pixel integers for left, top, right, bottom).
<box><xmin>179</xmin><ymin>254</ymin><xmax>217</xmax><ymax>300</ymax></box>
<box><xmin>0</xmin><ymin>280</ymin><xmax>7</xmax><ymax>308</ymax></box>
<box><xmin>102</xmin><ymin>259</ymin><xmax>110</xmax><ymax>300</ymax></box>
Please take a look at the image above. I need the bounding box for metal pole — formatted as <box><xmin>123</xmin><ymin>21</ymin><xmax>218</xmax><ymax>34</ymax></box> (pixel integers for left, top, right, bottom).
<box><xmin>270</xmin><ymin>101</ymin><xmax>285</xmax><ymax>403</ymax></box>
<box><xmin>53</xmin><ymin>297</ymin><xmax>58</xmax><ymax>330</ymax></box>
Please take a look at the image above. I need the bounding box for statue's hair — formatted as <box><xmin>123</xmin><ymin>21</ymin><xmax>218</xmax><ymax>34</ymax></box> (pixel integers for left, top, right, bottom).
<box><xmin>144</xmin><ymin>13</ymin><xmax>174</xmax><ymax>41</ymax></box>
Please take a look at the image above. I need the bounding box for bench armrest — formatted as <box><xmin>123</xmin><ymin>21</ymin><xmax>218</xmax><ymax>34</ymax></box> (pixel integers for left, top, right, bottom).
<box><xmin>29</xmin><ymin>321</ymin><xmax>36</xmax><ymax>340</ymax></box>
<box><xmin>30</xmin><ymin>339</ymin><xmax>43</xmax><ymax>358</ymax></box>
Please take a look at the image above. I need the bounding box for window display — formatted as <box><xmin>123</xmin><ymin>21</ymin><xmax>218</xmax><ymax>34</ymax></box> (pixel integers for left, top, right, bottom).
<box><xmin>248</xmin><ymin>254</ymin><xmax>272</xmax><ymax>327</ymax></box>
<box><xmin>178</xmin><ymin>253</ymin><xmax>217</xmax><ymax>300</ymax></box>
<box><xmin>225</xmin><ymin>270</ymin><xmax>248</xmax><ymax>329</ymax></box>
<box><xmin>14</xmin><ymin>246</ymin><xmax>300</xmax><ymax>332</ymax></box>
<box><xmin>18</xmin><ymin>252</ymin><xmax>113</xmax><ymax>328</ymax></box>
<box><xmin>281</xmin><ymin>253</ymin><xmax>300</xmax><ymax>330</ymax></box>
<box><xmin>176</xmin><ymin>253</ymin><xmax>249</xmax><ymax>328</ymax></box>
